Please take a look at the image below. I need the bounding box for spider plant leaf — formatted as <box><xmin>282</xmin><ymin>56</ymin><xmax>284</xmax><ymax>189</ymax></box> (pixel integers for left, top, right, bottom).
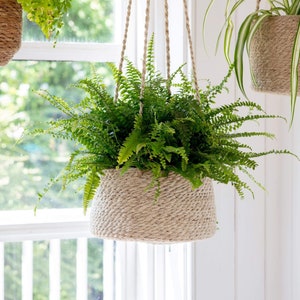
<box><xmin>290</xmin><ymin>22</ymin><xmax>300</xmax><ymax>125</ymax></box>
<box><xmin>202</xmin><ymin>0</ymin><xmax>216</xmax><ymax>54</ymax></box>
<box><xmin>214</xmin><ymin>0</ymin><xmax>245</xmax><ymax>56</ymax></box>
<box><xmin>234</xmin><ymin>12</ymin><xmax>258</xmax><ymax>99</ymax></box>
<box><xmin>246</xmin><ymin>13</ymin><xmax>270</xmax><ymax>87</ymax></box>
<box><xmin>224</xmin><ymin>19</ymin><xmax>234</xmax><ymax>65</ymax></box>
<box><xmin>290</xmin><ymin>0</ymin><xmax>300</xmax><ymax>15</ymax></box>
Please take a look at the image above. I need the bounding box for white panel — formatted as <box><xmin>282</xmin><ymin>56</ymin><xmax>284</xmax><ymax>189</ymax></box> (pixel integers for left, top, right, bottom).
<box><xmin>103</xmin><ymin>240</ymin><xmax>116</xmax><ymax>300</ymax></box>
<box><xmin>194</xmin><ymin>185</ymin><xmax>235</xmax><ymax>300</ymax></box>
<box><xmin>264</xmin><ymin>95</ymin><xmax>294</xmax><ymax>300</ymax></box>
<box><xmin>154</xmin><ymin>245</ymin><xmax>166</xmax><ymax>300</ymax></box>
<box><xmin>115</xmin><ymin>241</ymin><xmax>138</xmax><ymax>300</ymax></box>
<box><xmin>76</xmin><ymin>238</ymin><xmax>88</xmax><ymax>300</ymax></box>
<box><xmin>291</xmin><ymin>103</ymin><xmax>300</xmax><ymax>300</ymax></box>
<box><xmin>193</xmin><ymin>1</ymin><xmax>235</xmax><ymax>299</ymax></box>
<box><xmin>22</xmin><ymin>241</ymin><xmax>33</xmax><ymax>300</ymax></box>
<box><xmin>136</xmin><ymin>243</ymin><xmax>154</xmax><ymax>300</ymax></box>
<box><xmin>165</xmin><ymin>244</ymin><xmax>192</xmax><ymax>300</ymax></box>
<box><xmin>234</xmin><ymin>93</ymin><xmax>266</xmax><ymax>300</ymax></box>
<box><xmin>49</xmin><ymin>239</ymin><xmax>61</xmax><ymax>300</ymax></box>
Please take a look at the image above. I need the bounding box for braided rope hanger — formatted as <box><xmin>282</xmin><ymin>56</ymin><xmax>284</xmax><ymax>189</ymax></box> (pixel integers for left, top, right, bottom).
<box><xmin>114</xmin><ymin>0</ymin><xmax>201</xmax><ymax>108</ymax></box>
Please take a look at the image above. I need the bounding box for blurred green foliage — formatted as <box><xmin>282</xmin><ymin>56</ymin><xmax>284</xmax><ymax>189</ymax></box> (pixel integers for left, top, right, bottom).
<box><xmin>1</xmin><ymin>0</ymin><xmax>113</xmax><ymax>298</ymax></box>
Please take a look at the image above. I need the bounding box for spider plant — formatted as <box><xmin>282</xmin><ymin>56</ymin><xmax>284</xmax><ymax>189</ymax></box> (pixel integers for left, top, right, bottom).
<box><xmin>204</xmin><ymin>0</ymin><xmax>300</xmax><ymax>123</ymax></box>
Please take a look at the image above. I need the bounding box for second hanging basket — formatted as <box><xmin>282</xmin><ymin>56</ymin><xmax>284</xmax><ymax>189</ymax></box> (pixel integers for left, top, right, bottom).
<box><xmin>249</xmin><ymin>15</ymin><xmax>300</xmax><ymax>95</ymax></box>
<box><xmin>90</xmin><ymin>169</ymin><xmax>217</xmax><ymax>243</ymax></box>
<box><xmin>0</xmin><ymin>0</ymin><xmax>22</xmax><ymax>66</ymax></box>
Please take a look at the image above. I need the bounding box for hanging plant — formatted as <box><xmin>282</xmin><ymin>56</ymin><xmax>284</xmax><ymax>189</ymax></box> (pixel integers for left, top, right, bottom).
<box><xmin>17</xmin><ymin>0</ymin><xmax>72</xmax><ymax>39</ymax></box>
<box><xmin>31</xmin><ymin>0</ymin><xmax>296</xmax><ymax>243</ymax></box>
<box><xmin>204</xmin><ymin>0</ymin><xmax>300</xmax><ymax>123</ymax></box>
<box><xmin>32</xmin><ymin>37</ymin><xmax>295</xmax><ymax>241</ymax></box>
<box><xmin>0</xmin><ymin>0</ymin><xmax>71</xmax><ymax>66</ymax></box>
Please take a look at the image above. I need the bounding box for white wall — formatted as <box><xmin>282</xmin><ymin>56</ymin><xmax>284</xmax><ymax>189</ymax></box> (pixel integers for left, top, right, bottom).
<box><xmin>193</xmin><ymin>1</ymin><xmax>300</xmax><ymax>300</ymax></box>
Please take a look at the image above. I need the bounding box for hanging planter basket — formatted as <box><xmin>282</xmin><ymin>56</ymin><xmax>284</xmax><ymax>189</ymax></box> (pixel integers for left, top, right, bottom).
<box><xmin>0</xmin><ymin>0</ymin><xmax>22</xmax><ymax>66</ymax></box>
<box><xmin>90</xmin><ymin>169</ymin><xmax>217</xmax><ymax>243</ymax></box>
<box><xmin>249</xmin><ymin>15</ymin><xmax>300</xmax><ymax>95</ymax></box>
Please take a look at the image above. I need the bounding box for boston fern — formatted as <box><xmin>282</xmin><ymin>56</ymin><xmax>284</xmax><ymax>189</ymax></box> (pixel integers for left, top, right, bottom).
<box><xmin>34</xmin><ymin>38</ymin><xmax>293</xmax><ymax>211</ymax></box>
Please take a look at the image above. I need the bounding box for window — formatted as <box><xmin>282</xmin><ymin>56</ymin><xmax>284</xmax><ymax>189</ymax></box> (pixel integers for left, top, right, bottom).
<box><xmin>0</xmin><ymin>1</ymin><xmax>195</xmax><ymax>299</ymax></box>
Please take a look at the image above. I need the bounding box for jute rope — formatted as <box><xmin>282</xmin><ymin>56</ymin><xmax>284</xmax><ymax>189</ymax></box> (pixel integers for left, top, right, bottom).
<box><xmin>182</xmin><ymin>0</ymin><xmax>200</xmax><ymax>102</ymax></box>
<box><xmin>0</xmin><ymin>0</ymin><xmax>22</xmax><ymax>66</ymax></box>
<box><xmin>164</xmin><ymin>0</ymin><xmax>171</xmax><ymax>91</ymax></box>
<box><xmin>90</xmin><ymin>169</ymin><xmax>216</xmax><ymax>243</ymax></box>
<box><xmin>90</xmin><ymin>0</ymin><xmax>217</xmax><ymax>243</ymax></box>
<box><xmin>139</xmin><ymin>0</ymin><xmax>151</xmax><ymax>115</ymax></box>
<box><xmin>114</xmin><ymin>0</ymin><xmax>133</xmax><ymax>103</ymax></box>
<box><xmin>249</xmin><ymin>15</ymin><xmax>300</xmax><ymax>95</ymax></box>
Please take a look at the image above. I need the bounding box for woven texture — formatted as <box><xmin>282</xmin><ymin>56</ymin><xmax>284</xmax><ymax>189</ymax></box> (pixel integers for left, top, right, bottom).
<box><xmin>249</xmin><ymin>16</ymin><xmax>300</xmax><ymax>95</ymax></box>
<box><xmin>90</xmin><ymin>169</ymin><xmax>216</xmax><ymax>243</ymax></box>
<box><xmin>0</xmin><ymin>0</ymin><xmax>22</xmax><ymax>66</ymax></box>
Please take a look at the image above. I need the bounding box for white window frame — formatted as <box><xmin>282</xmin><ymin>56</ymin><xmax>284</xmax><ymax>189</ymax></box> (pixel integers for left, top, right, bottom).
<box><xmin>1</xmin><ymin>1</ymin><xmax>198</xmax><ymax>300</ymax></box>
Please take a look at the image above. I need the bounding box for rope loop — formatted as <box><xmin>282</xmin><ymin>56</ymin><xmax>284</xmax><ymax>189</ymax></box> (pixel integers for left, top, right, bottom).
<box><xmin>182</xmin><ymin>0</ymin><xmax>200</xmax><ymax>102</ymax></box>
<box><xmin>114</xmin><ymin>0</ymin><xmax>133</xmax><ymax>103</ymax></box>
<box><xmin>115</xmin><ymin>0</ymin><xmax>201</xmax><ymax>108</ymax></box>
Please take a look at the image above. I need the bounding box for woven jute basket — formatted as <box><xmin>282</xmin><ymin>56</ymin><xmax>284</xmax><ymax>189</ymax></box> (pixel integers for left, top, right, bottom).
<box><xmin>90</xmin><ymin>169</ymin><xmax>217</xmax><ymax>243</ymax></box>
<box><xmin>249</xmin><ymin>15</ymin><xmax>300</xmax><ymax>95</ymax></box>
<box><xmin>0</xmin><ymin>0</ymin><xmax>22</xmax><ymax>66</ymax></box>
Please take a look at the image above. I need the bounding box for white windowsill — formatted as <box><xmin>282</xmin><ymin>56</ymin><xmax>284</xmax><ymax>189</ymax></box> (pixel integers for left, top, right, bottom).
<box><xmin>0</xmin><ymin>208</ymin><xmax>92</xmax><ymax>242</ymax></box>
<box><xmin>13</xmin><ymin>41</ymin><xmax>121</xmax><ymax>62</ymax></box>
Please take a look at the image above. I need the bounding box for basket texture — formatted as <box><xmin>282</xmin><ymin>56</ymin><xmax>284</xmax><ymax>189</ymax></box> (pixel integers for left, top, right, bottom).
<box><xmin>90</xmin><ymin>169</ymin><xmax>216</xmax><ymax>243</ymax></box>
<box><xmin>249</xmin><ymin>15</ymin><xmax>300</xmax><ymax>95</ymax></box>
<box><xmin>0</xmin><ymin>0</ymin><xmax>22</xmax><ymax>66</ymax></box>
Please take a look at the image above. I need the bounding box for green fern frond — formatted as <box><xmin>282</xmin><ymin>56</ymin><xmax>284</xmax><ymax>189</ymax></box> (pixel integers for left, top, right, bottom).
<box><xmin>118</xmin><ymin>115</ymin><xmax>144</xmax><ymax>164</ymax></box>
<box><xmin>37</xmin><ymin>90</ymin><xmax>75</xmax><ymax>116</ymax></box>
<box><xmin>83</xmin><ymin>167</ymin><xmax>100</xmax><ymax>214</ymax></box>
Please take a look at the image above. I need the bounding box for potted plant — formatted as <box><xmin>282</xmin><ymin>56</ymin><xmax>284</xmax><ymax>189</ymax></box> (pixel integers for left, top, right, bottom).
<box><xmin>0</xmin><ymin>0</ymin><xmax>71</xmax><ymax>65</ymax></box>
<box><xmin>17</xmin><ymin>0</ymin><xmax>72</xmax><ymax>40</ymax></box>
<box><xmin>31</xmin><ymin>36</ymin><xmax>295</xmax><ymax>243</ymax></box>
<box><xmin>205</xmin><ymin>0</ymin><xmax>300</xmax><ymax>123</ymax></box>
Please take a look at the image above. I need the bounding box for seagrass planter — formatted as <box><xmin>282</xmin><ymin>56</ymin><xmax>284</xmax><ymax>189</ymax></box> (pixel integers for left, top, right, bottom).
<box><xmin>0</xmin><ymin>0</ymin><xmax>22</xmax><ymax>66</ymax></box>
<box><xmin>90</xmin><ymin>169</ymin><xmax>217</xmax><ymax>243</ymax></box>
<box><xmin>249</xmin><ymin>15</ymin><xmax>300</xmax><ymax>95</ymax></box>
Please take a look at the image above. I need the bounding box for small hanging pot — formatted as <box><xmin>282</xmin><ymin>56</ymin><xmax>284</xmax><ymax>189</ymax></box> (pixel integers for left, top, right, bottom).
<box><xmin>249</xmin><ymin>15</ymin><xmax>300</xmax><ymax>95</ymax></box>
<box><xmin>90</xmin><ymin>169</ymin><xmax>217</xmax><ymax>243</ymax></box>
<box><xmin>0</xmin><ymin>0</ymin><xmax>22</xmax><ymax>66</ymax></box>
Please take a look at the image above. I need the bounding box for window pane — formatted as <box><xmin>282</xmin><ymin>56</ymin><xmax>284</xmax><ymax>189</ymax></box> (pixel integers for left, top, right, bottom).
<box><xmin>3</xmin><ymin>239</ymin><xmax>104</xmax><ymax>299</ymax></box>
<box><xmin>0</xmin><ymin>61</ymin><xmax>113</xmax><ymax>210</ymax></box>
<box><xmin>22</xmin><ymin>0</ymin><xmax>115</xmax><ymax>43</ymax></box>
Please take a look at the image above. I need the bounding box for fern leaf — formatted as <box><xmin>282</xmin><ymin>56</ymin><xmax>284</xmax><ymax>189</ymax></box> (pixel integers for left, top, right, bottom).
<box><xmin>118</xmin><ymin>116</ymin><xmax>143</xmax><ymax>165</ymax></box>
<box><xmin>83</xmin><ymin>167</ymin><xmax>100</xmax><ymax>214</ymax></box>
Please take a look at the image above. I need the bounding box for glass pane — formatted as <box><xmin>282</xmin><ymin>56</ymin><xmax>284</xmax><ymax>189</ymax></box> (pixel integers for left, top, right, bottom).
<box><xmin>33</xmin><ymin>241</ymin><xmax>50</xmax><ymax>300</ymax></box>
<box><xmin>22</xmin><ymin>0</ymin><xmax>115</xmax><ymax>43</ymax></box>
<box><xmin>0</xmin><ymin>61</ymin><xmax>113</xmax><ymax>210</ymax></box>
<box><xmin>3</xmin><ymin>239</ymin><xmax>104</xmax><ymax>299</ymax></box>
<box><xmin>88</xmin><ymin>239</ymin><xmax>104</xmax><ymax>299</ymax></box>
<box><xmin>4</xmin><ymin>243</ymin><xmax>22</xmax><ymax>300</ymax></box>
